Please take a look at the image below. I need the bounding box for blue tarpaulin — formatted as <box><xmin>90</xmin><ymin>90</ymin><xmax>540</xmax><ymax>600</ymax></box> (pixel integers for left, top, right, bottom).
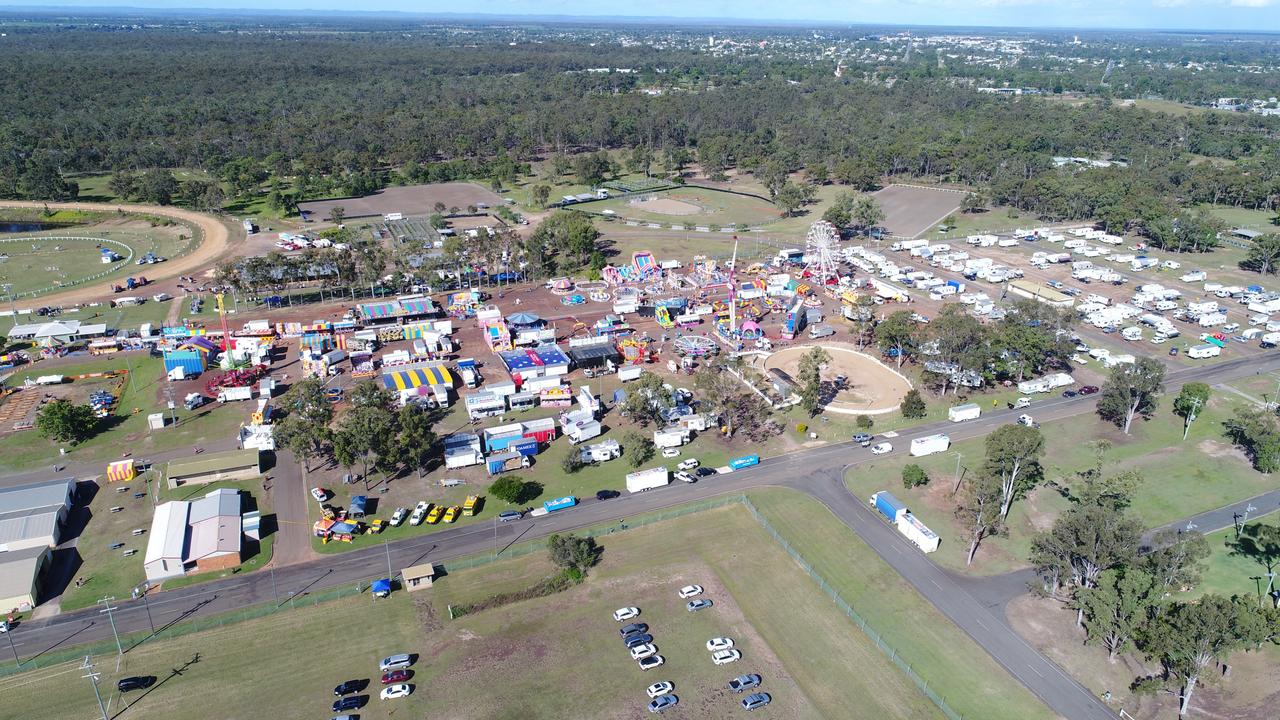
<box><xmin>372</xmin><ymin>578</ymin><xmax>392</xmax><ymax>597</ymax></box>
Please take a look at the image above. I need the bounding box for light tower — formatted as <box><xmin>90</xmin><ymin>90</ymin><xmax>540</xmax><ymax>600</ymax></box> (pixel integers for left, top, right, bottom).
<box><xmin>803</xmin><ymin>220</ymin><xmax>841</xmax><ymax>284</ymax></box>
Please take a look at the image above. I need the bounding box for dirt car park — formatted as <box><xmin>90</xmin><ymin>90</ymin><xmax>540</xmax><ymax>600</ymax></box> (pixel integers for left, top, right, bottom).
<box><xmin>296</xmin><ymin>183</ymin><xmax>506</xmax><ymax>221</ymax></box>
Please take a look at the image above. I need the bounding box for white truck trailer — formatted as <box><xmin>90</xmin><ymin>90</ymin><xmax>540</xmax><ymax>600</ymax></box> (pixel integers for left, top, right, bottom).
<box><xmin>625</xmin><ymin>467</ymin><xmax>670</xmax><ymax>493</ymax></box>
<box><xmin>910</xmin><ymin>434</ymin><xmax>951</xmax><ymax>457</ymax></box>
<box><xmin>947</xmin><ymin>403</ymin><xmax>981</xmax><ymax>422</ymax></box>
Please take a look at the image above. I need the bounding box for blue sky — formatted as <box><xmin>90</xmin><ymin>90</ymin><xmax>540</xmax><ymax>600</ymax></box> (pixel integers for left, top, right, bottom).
<box><xmin>5</xmin><ymin>0</ymin><xmax>1280</xmax><ymax>32</ymax></box>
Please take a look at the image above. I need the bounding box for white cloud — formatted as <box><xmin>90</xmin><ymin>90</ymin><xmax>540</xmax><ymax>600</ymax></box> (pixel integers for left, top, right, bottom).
<box><xmin>1227</xmin><ymin>0</ymin><xmax>1274</xmax><ymax>6</ymax></box>
<box><xmin>1152</xmin><ymin>0</ymin><xmax>1190</xmax><ymax>6</ymax></box>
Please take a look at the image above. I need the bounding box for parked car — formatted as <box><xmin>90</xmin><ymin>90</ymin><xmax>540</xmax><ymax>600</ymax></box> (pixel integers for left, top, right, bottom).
<box><xmin>686</xmin><ymin>599</ymin><xmax>713</xmax><ymax>612</ymax></box>
<box><xmin>625</xmin><ymin>633</ymin><xmax>654</xmax><ymax>649</ymax></box>
<box><xmin>620</xmin><ymin>623</ymin><xmax>649</xmax><ymax>638</ymax></box>
<box><xmin>647</xmin><ymin>681</ymin><xmax>674</xmax><ymax>698</ymax></box>
<box><xmin>706</xmin><ymin>637</ymin><xmax>735</xmax><ymax>652</ymax></box>
<box><xmin>498</xmin><ymin>510</ymin><xmax>522</xmax><ymax>522</ymax></box>
<box><xmin>380</xmin><ymin>670</ymin><xmax>410</xmax><ymax>685</ymax></box>
<box><xmin>638</xmin><ymin>655</ymin><xmax>665</xmax><ymax>671</ymax></box>
<box><xmin>695</xmin><ymin>467</ymin><xmax>717</xmax><ymax>477</ymax></box>
<box><xmin>870</xmin><ymin>442</ymin><xmax>892</xmax><ymax>455</ymax></box>
<box><xmin>852</xmin><ymin>433</ymin><xmax>873</xmax><ymax>446</ymax></box>
<box><xmin>596</xmin><ymin>489</ymin><xmax>621</xmax><ymax>500</ymax></box>
<box><xmin>741</xmin><ymin>692</ymin><xmax>772</xmax><ymax>710</ymax></box>
<box><xmin>409</xmin><ymin>502</ymin><xmax>429</xmax><ymax>526</ymax></box>
<box><xmin>675</xmin><ymin>471</ymin><xmax>696</xmax><ymax>484</ymax></box>
<box><xmin>389</xmin><ymin>507</ymin><xmax>407</xmax><ymax>526</ymax></box>
<box><xmin>661</xmin><ymin>447</ymin><xmax>680</xmax><ymax>458</ymax></box>
<box><xmin>648</xmin><ymin>694</ymin><xmax>679</xmax><ymax>713</ymax></box>
<box><xmin>379</xmin><ymin>654</ymin><xmax>412</xmax><ymax>672</ymax></box>
<box><xmin>310</xmin><ymin>487</ymin><xmax>329</xmax><ymax>503</ymax></box>
<box><xmin>425</xmin><ymin>505</ymin><xmax>444</xmax><ymax>524</ymax></box>
<box><xmin>630</xmin><ymin>643</ymin><xmax>658</xmax><ymax>660</ymax></box>
<box><xmin>1169</xmin><ymin>346</ymin><xmax>1180</xmax><ymax>356</ymax></box>
<box><xmin>678</xmin><ymin>585</ymin><xmax>703</xmax><ymax>599</ymax></box>
<box><xmin>728</xmin><ymin>674</ymin><xmax>762</xmax><ymax>693</ymax></box>
<box><xmin>117</xmin><ymin>676</ymin><xmax>155</xmax><ymax>693</ymax></box>
<box><xmin>443</xmin><ymin>506</ymin><xmax>459</xmax><ymax>523</ymax></box>
<box><xmin>1061</xmin><ymin>390</ymin><xmax>1078</xmax><ymax>398</ymax></box>
<box><xmin>711</xmin><ymin>649</ymin><xmax>741</xmax><ymax>665</ymax></box>
<box><xmin>333</xmin><ymin>679</ymin><xmax>365</xmax><ymax>695</ymax></box>
<box><xmin>380</xmin><ymin>684</ymin><xmax>412</xmax><ymax>700</ymax></box>
<box><xmin>1079</xmin><ymin>385</ymin><xmax>1100</xmax><ymax>395</ymax></box>
<box><xmin>613</xmin><ymin>606</ymin><xmax>640</xmax><ymax>622</ymax></box>
<box><xmin>677</xmin><ymin>458</ymin><xmax>700</xmax><ymax>470</ymax></box>
<box><xmin>332</xmin><ymin>696</ymin><xmax>366</xmax><ymax>713</ymax></box>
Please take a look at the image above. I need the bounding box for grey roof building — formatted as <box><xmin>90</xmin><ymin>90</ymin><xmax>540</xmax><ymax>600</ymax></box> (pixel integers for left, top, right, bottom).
<box><xmin>0</xmin><ymin>478</ymin><xmax>73</xmax><ymax>552</ymax></box>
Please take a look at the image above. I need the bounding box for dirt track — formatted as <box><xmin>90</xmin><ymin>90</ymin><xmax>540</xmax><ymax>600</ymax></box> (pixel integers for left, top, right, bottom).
<box><xmin>0</xmin><ymin>200</ymin><xmax>235</xmax><ymax>306</ymax></box>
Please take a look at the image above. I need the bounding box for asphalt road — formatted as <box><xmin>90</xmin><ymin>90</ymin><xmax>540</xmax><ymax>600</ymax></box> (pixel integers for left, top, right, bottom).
<box><xmin>8</xmin><ymin>351</ymin><xmax>1280</xmax><ymax>720</ymax></box>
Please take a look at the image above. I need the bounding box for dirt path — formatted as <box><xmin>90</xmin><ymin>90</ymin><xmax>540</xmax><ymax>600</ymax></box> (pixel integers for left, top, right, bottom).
<box><xmin>0</xmin><ymin>200</ymin><xmax>236</xmax><ymax>306</ymax></box>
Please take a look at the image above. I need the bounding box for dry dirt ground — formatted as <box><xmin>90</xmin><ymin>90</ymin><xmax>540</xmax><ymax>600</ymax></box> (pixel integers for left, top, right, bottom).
<box><xmin>761</xmin><ymin>343</ymin><xmax>913</xmax><ymax>414</ymax></box>
<box><xmin>629</xmin><ymin>197</ymin><xmax>703</xmax><ymax>215</ymax></box>
<box><xmin>296</xmin><ymin>182</ymin><xmax>504</xmax><ymax>220</ymax></box>
<box><xmin>872</xmin><ymin>184</ymin><xmax>966</xmax><ymax>239</ymax></box>
<box><xmin>0</xmin><ymin>200</ymin><xmax>233</xmax><ymax>307</ymax></box>
<box><xmin>1007</xmin><ymin>594</ymin><xmax>1280</xmax><ymax>720</ymax></box>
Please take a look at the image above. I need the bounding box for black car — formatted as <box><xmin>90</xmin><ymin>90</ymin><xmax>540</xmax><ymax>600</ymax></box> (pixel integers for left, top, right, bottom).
<box><xmin>695</xmin><ymin>467</ymin><xmax>717</xmax><ymax>478</ymax></box>
<box><xmin>1061</xmin><ymin>390</ymin><xmax>1078</xmax><ymax>398</ymax></box>
<box><xmin>624</xmin><ymin>633</ymin><xmax>654</xmax><ymax>649</ymax></box>
<box><xmin>332</xmin><ymin>695</ymin><xmax>366</xmax><ymax>713</ymax></box>
<box><xmin>333</xmin><ymin>679</ymin><xmax>367</xmax><ymax>696</ymax></box>
<box><xmin>596</xmin><ymin>489</ymin><xmax>621</xmax><ymax>501</ymax></box>
<box><xmin>619</xmin><ymin>622</ymin><xmax>649</xmax><ymax>638</ymax></box>
<box><xmin>117</xmin><ymin>676</ymin><xmax>156</xmax><ymax>693</ymax></box>
<box><xmin>728</xmin><ymin>674</ymin><xmax>762</xmax><ymax>693</ymax></box>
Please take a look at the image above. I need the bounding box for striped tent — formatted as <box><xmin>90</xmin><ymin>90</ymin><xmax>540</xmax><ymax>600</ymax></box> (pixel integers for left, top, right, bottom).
<box><xmin>381</xmin><ymin>365</ymin><xmax>453</xmax><ymax>391</ymax></box>
<box><xmin>359</xmin><ymin>301</ymin><xmax>399</xmax><ymax>320</ymax></box>
<box><xmin>106</xmin><ymin>459</ymin><xmax>135</xmax><ymax>482</ymax></box>
<box><xmin>400</xmin><ymin>299</ymin><xmax>433</xmax><ymax>315</ymax></box>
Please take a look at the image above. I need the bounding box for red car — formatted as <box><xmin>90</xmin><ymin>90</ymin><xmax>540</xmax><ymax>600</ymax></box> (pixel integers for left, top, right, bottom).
<box><xmin>1079</xmin><ymin>385</ymin><xmax>1100</xmax><ymax>395</ymax></box>
<box><xmin>381</xmin><ymin>669</ymin><xmax>411</xmax><ymax>685</ymax></box>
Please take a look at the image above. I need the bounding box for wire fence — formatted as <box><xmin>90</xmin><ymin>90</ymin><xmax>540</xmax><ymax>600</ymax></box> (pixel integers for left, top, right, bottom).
<box><xmin>740</xmin><ymin>496</ymin><xmax>964</xmax><ymax>720</ymax></box>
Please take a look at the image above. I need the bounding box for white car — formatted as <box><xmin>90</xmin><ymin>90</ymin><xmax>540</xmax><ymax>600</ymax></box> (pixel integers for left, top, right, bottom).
<box><xmin>678</xmin><ymin>585</ymin><xmax>703</xmax><ymax>599</ymax></box>
<box><xmin>380</xmin><ymin>684</ymin><xmax>412</xmax><ymax>700</ymax></box>
<box><xmin>0</xmin><ymin>620</ymin><xmax>8</xmax><ymax>633</ymax></box>
<box><xmin>677</xmin><ymin>458</ymin><xmax>700</xmax><ymax>471</ymax></box>
<box><xmin>711</xmin><ymin>649</ymin><xmax>741</xmax><ymax>666</ymax></box>
<box><xmin>675</xmin><ymin>471</ymin><xmax>695</xmax><ymax>484</ymax></box>
<box><xmin>661</xmin><ymin>448</ymin><xmax>680</xmax><ymax>458</ymax></box>
<box><xmin>630</xmin><ymin>643</ymin><xmax>658</xmax><ymax>660</ymax></box>
<box><xmin>870</xmin><ymin>442</ymin><xmax>892</xmax><ymax>455</ymax></box>
<box><xmin>309</xmin><ymin>487</ymin><xmax>328</xmax><ymax>503</ymax></box>
<box><xmin>409</xmin><ymin>501</ymin><xmax>429</xmax><ymax>526</ymax></box>
<box><xmin>389</xmin><ymin>507</ymin><xmax>408</xmax><ymax>526</ymax></box>
<box><xmin>647</xmin><ymin>681</ymin><xmax>674</xmax><ymax>699</ymax></box>
<box><xmin>638</xmin><ymin>655</ymin><xmax>665</xmax><ymax>671</ymax></box>
<box><xmin>613</xmin><ymin>607</ymin><xmax>640</xmax><ymax>622</ymax></box>
<box><xmin>706</xmin><ymin>637</ymin><xmax>734</xmax><ymax>652</ymax></box>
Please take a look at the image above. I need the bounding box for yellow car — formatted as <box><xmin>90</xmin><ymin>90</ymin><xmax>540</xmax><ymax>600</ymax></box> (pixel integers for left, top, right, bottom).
<box><xmin>443</xmin><ymin>506</ymin><xmax>460</xmax><ymax>523</ymax></box>
<box><xmin>425</xmin><ymin>505</ymin><xmax>444</xmax><ymax>524</ymax></box>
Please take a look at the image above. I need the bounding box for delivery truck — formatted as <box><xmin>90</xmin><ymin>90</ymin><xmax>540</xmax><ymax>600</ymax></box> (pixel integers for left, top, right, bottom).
<box><xmin>910</xmin><ymin>434</ymin><xmax>951</xmax><ymax>457</ymax></box>
<box><xmin>626</xmin><ymin>467</ymin><xmax>670</xmax><ymax>493</ymax></box>
<box><xmin>218</xmin><ymin>386</ymin><xmax>253</xmax><ymax>402</ymax></box>
<box><xmin>947</xmin><ymin>403</ymin><xmax>981</xmax><ymax>422</ymax></box>
<box><xmin>870</xmin><ymin>491</ymin><xmax>908</xmax><ymax>523</ymax></box>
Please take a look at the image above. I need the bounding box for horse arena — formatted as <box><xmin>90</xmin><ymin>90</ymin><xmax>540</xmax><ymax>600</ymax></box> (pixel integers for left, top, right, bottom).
<box><xmin>627</xmin><ymin>194</ymin><xmax>704</xmax><ymax>216</ymax></box>
<box><xmin>760</xmin><ymin>344</ymin><xmax>913</xmax><ymax>415</ymax></box>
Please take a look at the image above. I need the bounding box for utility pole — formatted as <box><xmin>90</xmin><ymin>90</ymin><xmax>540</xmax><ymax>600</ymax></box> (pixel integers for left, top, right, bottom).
<box><xmin>951</xmin><ymin>452</ymin><xmax>964</xmax><ymax>495</ymax></box>
<box><xmin>1182</xmin><ymin>396</ymin><xmax>1202</xmax><ymax>441</ymax></box>
<box><xmin>81</xmin><ymin>656</ymin><xmax>109</xmax><ymax>720</ymax></box>
<box><xmin>4</xmin><ymin>622</ymin><xmax>18</xmax><ymax>668</ymax></box>
<box><xmin>270</xmin><ymin>565</ymin><xmax>279</xmax><ymax>606</ymax></box>
<box><xmin>98</xmin><ymin>597</ymin><xmax>122</xmax><ymax>656</ymax></box>
<box><xmin>133</xmin><ymin>582</ymin><xmax>155</xmax><ymax>634</ymax></box>
<box><xmin>383</xmin><ymin>538</ymin><xmax>394</xmax><ymax>586</ymax></box>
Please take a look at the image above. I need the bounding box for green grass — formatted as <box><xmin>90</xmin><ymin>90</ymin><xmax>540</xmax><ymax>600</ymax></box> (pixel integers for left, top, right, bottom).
<box><xmin>0</xmin><ymin>220</ymin><xmax>194</xmax><ymax>298</ymax></box>
<box><xmin>845</xmin><ymin>392</ymin><xmax>1273</xmax><ymax>575</ymax></box>
<box><xmin>1191</xmin><ymin>510</ymin><xmax>1280</xmax><ymax>601</ymax></box>
<box><xmin>1128</xmin><ymin>98</ymin><xmax>1212</xmax><ymax>117</ymax></box>
<box><xmin>0</xmin><ymin>356</ymin><xmax>250</xmax><ymax>471</ymax></box>
<box><xmin>59</xmin><ymin>478</ymin><xmax>274</xmax><ymax>611</ymax></box>
<box><xmin>1</xmin><ymin>488</ymin><xmax>1060</xmax><ymax>720</ymax></box>
<box><xmin>1199</xmin><ymin>204</ymin><xmax>1278</xmax><ymax>233</ymax></box>
<box><xmin>932</xmin><ymin>206</ymin><xmax>1029</xmax><ymax>237</ymax></box>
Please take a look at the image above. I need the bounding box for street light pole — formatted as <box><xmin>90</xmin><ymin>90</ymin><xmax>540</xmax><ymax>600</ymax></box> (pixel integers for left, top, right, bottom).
<box><xmin>384</xmin><ymin>538</ymin><xmax>394</xmax><ymax>585</ymax></box>
<box><xmin>270</xmin><ymin>565</ymin><xmax>279</xmax><ymax>606</ymax></box>
<box><xmin>98</xmin><ymin>596</ymin><xmax>122</xmax><ymax>656</ymax></box>
<box><xmin>4</xmin><ymin>625</ymin><xmax>18</xmax><ymax>668</ymax></box>
<box><xmin>134</xmin><ymin>583</ymin><xmax>155</xmax><ymax>634</ymax></box>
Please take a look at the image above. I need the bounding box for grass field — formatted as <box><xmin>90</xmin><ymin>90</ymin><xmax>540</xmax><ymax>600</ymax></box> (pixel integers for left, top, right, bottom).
<box><xmin>0</xmin><ymin>488</ymin><xmax>1056</xmax><ymax>720</ymax></box>
<box><xmin>1191</xmin><ymin>510</ymin><xmax>1280</xmax><ymax>601</ymax></box>
<box><xmin>584</xmin><ymin>186</ymin><xmax>779</xmax><ymax>227</ymax></box>
<box><xmin>59</xmin><ymin>478</ymin><xmax>274</xmax><ymax>611</ymax></box>
<box><xmin>1200</xmin><ymin>203</ymin><xmax>1278</xmax><ymax>233</ymax></box>
<box><xmin>0</xmin><ymin>356</ymin><xmax>250</xmax><ymax>471</ymax></box>
<box><xmin>846</xmin><ymin>392</ymin><xmax>1273</xmax><ymax>575</ymax></box>
<box><xmin>0</xmin><ymin>219</ymin><xmax>196</xmax><ymax>299</ymax></box>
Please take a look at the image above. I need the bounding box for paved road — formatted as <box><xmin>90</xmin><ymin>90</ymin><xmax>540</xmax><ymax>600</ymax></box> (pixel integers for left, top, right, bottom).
<box><xmin>8</xmin><ymin>351</ymin><xmax>1280</xmax><ymax>719</ymax></box>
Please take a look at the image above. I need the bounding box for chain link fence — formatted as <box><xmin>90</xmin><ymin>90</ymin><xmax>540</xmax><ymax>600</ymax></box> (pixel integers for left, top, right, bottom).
<box><xmin>740</xmin><ymin>496</ymin><xmax>964</xmax><ymax>720</ymax></box>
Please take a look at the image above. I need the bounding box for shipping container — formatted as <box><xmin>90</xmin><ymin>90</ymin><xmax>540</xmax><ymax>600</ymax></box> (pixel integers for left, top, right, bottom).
<box><xmin>947</xmin><ymin>403</ymin><xmax>981</xmax><ymax>422</ymax></box>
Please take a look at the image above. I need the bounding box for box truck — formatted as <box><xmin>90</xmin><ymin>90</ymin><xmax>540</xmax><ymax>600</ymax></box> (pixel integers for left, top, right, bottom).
<box><xmin>870</xmin><ymin>491</ymin><xmax>908</xmax><ymax>523</ymax></box>
<box><xmin>653</xmin><ymin>427</ymin><xmax>691</xmax><ymax>448</ymax></box>
<box><xmin>625</xmin><ymin>467</ymin><xmax>670</xmax><ymax>493</ymax></box>
<box><xmin>910</xmin><ymin>434</ymin><xmax>951</xmax><ymax>457</ymax></box>
<box><xmin>218</xmin><ymin>386</ymin><xmax>253</xmax><ymax>402</ymax></box>
<box><xmin>947</xmin><ymin>403</ymin><xmax>981</xmax><ymax>422</ymax></box>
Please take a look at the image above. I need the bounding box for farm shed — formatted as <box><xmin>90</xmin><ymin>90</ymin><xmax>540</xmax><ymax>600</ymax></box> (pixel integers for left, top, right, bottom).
<box><xmin>0</xmin><ymin>545</ymin><xmax>52</xmax><ymax>611</ymax></box>
<box><xmin>0</xmin><ymin>479</ymin><xmax>74</xmax><ymax>552</ymax></box>
<box><xmin>166</xmin><ymin>449</ymin><xmax>262</xmax><ymax>489</ymax></box>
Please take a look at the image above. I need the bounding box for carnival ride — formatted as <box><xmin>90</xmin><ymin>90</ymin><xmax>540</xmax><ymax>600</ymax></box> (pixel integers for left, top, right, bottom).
<box><xmin>803</xmin><ymin>220</ymin><xmax>841</xmax><ymax>284</ymax></box>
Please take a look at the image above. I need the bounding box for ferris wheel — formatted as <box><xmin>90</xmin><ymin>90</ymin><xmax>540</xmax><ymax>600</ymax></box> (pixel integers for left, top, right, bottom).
<box><xmin>803</xmin><ymin>220</ymin><xmax>841</xmax><ymax>282</ymax></box>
